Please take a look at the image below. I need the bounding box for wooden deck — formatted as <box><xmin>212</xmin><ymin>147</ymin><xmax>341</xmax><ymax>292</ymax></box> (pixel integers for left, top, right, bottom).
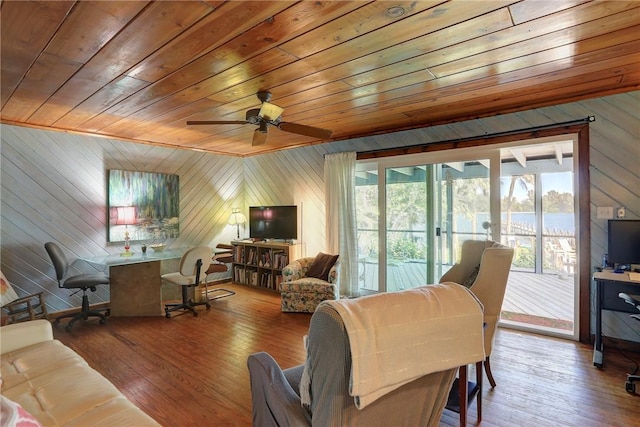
<box><xmin>360</xmin><ymin>261</ymin><xmax>575</xmax><ymax>332</ymax></box>
<box><xmin>503</xmin><ymin>270</ymin><xmax>574</xmax><ymax>324</ymax></box>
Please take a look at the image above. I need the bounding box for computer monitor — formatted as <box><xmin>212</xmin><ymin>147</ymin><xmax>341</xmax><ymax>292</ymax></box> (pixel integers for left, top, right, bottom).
<box><xmin>607</xmin><ymin>219</ymin><xmax>640</xmax><ymax>268</ymax></box>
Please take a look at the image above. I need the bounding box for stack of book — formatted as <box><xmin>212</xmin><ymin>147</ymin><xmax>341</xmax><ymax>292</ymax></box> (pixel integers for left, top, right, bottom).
<box><xmin>273</xmin><ymin>250</ymin><xmax>289</xmax><ymax>269</ymax></box>
<box><xmin>259</xmin><ymin>250</ymin><xmax>272</xmax><ymax>268</ymax></box>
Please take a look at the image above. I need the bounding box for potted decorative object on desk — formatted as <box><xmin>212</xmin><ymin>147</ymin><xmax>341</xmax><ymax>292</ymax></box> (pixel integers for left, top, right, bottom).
<box><xmin>149</xmin><ymin>241</ymin><xmax>166</xmax><ymax>252</ymax></box>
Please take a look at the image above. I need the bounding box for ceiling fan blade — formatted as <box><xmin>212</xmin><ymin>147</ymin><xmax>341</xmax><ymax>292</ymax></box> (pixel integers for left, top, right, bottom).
<box><xmin>258</xmin><ymin>102</ymin><xmax>284</xmax><ymax>121</ymax></box>
<box><xmin>187</xmin><ymin>120</ymin><xmax>247</xmax><ymax>125</ymax></box>
<box><xmin>252</xmin><ymin>129</ymin><xmax>268</xmax><ymax>146</ymax></box>
<box><xmin>278</xmin><ymin>122</ymin><xmax>333</xmax><ymax>139</ymax></box>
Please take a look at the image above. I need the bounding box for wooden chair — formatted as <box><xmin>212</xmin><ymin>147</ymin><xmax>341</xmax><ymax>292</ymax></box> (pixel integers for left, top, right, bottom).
<box><xmin>3</xmin><ymin>292</ymin><xmax>48</xmax><ymax>324</ymax></box>
<box><xmin>1</xmin><ymin>270</ymin><xmax>48</xmax><ymax>325</ymax></box>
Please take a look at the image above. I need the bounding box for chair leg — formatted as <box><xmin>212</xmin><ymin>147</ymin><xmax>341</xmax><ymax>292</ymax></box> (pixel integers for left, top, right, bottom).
<box><xmin>203</xmin><ymin>279</ymin><xmax>235</xmax><ymax>302</ymax></box>
<box><xmin>54</xmin><ymin>292</ymin><xmax>108</xmax><ymax>332</ymax></box>
<box><xmin>165</xmin><ymin>286</ymin><xmax>197</xmax><ymax>317</ymax></box>
<box><xmin>476</xmin><ymin>360</ymin><xmax>483</xmax><ymax>423</ymax></box>
<box><xmin>484</xmin><ymin>356</ymin><xmax>497</xmax><ymax>388</ymax></box>
<box><xmin>164</xmin><ymin>285</ymin><xmax>212</xmax><ymax>318</ymax></box>
<box><xmin>459</xmin><ymin>365</ymin><xmax>468</xmax><ymax>427</ymax></box>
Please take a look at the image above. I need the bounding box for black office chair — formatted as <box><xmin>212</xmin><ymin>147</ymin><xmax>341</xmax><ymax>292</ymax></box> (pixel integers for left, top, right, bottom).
<box><xmin>162</xmin><ymin>246</ymin><xmax>212</xmax><ymax>317</ymax></box>
<box><xmin>618</xmin><ymin>292</ymin><xmax>640</xmax><ymax>394</ymax></box>
<box><xmin>44</xmin><ymin>242</ymin><xmax>110</xmax><ymax>332</ymax></box>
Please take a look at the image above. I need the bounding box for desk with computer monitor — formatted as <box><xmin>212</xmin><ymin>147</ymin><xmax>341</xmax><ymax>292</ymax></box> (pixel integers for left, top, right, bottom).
<box><xmin>592</xmin><ymin>270</ymin><xmax>640</xmax><ymax>368</ymax></box>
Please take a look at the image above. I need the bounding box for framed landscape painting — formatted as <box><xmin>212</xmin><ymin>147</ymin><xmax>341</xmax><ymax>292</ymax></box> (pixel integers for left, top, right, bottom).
<box><xmin>107</xmin><ymin>170</ymin><xmax>179</xmax><ymax>243</ymax></box>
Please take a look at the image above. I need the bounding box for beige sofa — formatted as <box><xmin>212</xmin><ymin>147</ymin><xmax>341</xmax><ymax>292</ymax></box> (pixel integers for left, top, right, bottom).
<box><xmin>1</xmin><ymin>320</ymin><xmax>160</xmax><ymax>426</ymax></box>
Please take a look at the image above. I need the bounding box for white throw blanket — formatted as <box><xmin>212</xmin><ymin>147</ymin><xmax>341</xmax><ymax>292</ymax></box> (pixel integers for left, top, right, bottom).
<box><xmin>325</xmin><ymin>283</ymin><xmax>485</xmax><ymax>409</ymax></box>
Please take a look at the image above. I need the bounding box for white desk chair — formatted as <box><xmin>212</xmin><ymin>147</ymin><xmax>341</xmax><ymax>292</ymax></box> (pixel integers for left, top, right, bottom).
<box><xmin>162</xmin><ymin>246</ymin><xmax>212</xmax><ymax>318</ymax></box>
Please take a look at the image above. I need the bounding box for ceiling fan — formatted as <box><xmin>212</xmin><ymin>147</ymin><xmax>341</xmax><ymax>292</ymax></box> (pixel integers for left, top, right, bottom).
<box><xmin>186</xmin><ymin>91</ymin><xmax>333</xmax><ymax>146</ymax></box>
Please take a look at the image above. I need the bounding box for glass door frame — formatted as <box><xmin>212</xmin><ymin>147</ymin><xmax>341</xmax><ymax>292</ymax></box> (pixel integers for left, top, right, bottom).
<box><xmin>358</xmin><ymin>148</ymin><xmax>503</xmax><ymax>289</ymax></box>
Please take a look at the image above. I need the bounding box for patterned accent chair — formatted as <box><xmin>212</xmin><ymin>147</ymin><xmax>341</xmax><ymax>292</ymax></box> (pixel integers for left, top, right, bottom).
<box><xmin>279</xmin><ymin>257</ymin><xmax>339</xmax><ymax>313</ymax></box>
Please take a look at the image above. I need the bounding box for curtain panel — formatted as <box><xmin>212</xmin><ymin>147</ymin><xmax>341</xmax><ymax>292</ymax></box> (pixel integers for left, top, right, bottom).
<box><xmin>324</xmin><ymin>152</ymin><xmax>359</xmax><ymax>297</ymax></box>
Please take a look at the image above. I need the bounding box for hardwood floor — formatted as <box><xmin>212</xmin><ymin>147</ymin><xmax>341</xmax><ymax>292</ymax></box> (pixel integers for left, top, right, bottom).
<box><xmin>53</xmin><ymin>283</ymin><xmax>639</xmax><ymax>426</ymax></box>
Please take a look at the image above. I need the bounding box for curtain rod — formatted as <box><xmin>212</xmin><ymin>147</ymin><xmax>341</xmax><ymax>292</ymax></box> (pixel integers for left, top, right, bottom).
<box><xmin>354</xmin><ymin>116</ymin><xmax>595</xmax><ymax>158</ymax></box>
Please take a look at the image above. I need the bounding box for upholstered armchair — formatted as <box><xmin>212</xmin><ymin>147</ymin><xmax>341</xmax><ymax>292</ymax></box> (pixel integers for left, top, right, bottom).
<box><xmin>279</xmin><ymin>254</ymin><xmax>339</xmax><ymax>313</ymax></box>
<box><xmin>440</xmin><ymin>239</ymin><xmax>515</xmax><ymax>388</ymax></box>
<box><xmin>248</xmin><ymin>283</ymin><xmax>486</xmax><ymax>426</ymax></box>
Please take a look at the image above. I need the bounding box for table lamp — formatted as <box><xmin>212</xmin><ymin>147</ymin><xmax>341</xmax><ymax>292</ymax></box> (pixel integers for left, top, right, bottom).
<box><xmin>228</xmin><ymin>208</ymin><xmax>246</xmax><ymax>240</ymax></box>
<box><xmin>115</xmin><ymin>206</ymin><xmax>137</xmax><ymax>256</ymax></box>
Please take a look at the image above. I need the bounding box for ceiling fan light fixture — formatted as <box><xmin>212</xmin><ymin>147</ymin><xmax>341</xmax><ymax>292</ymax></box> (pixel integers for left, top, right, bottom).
<box><xmin>259</xmin><ymin>101</ymin><xmax>284</xmax><ymax>121</ymax></box>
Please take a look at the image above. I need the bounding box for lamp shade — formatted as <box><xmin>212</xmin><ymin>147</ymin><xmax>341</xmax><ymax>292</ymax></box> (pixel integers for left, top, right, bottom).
<box><xmin>115</xmin><ymin>206</ymin><xmax>137</xmax><ymax>225</ymax></box>
<box><xmin>228</xmin><ymin>209</ymin><xmax>246</xmax><ymax>226</ymax></box>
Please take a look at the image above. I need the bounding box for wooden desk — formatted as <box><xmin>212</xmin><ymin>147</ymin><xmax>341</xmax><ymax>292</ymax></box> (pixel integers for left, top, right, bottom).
<box><xmin>81</xmin><ymin>250</ymin><xmax>185</xmax><ymax>317</ymax></box>
<box><xmin>592</xmin><ymin>270</ymin><xmax>640</xmax><ymax>367</ymax></box>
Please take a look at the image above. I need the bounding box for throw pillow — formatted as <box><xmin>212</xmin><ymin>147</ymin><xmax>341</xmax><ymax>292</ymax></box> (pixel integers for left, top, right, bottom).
<box><xmin>462</xmin><ymin>265</ymin><xmax>480</xmax><ymax>288</ymax></box>
<box><xmin>1</xmin><ymin>271</ymin><xmax>20</xmax><ymax>307</ymax></box>
<box><xmin>305</xmin><ymin>253</ymin><xmax>339</xmax><ymax>282</ymax></box>
<box><xmin>0</xmin><ymin>395</ymin><xmax>43</xmax><ymax>427</ymax></box>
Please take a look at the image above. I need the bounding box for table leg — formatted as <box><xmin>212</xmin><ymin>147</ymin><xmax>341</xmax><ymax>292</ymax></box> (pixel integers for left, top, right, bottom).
<box><xmin>110</xmin><ymin>261</ymin><xmax>163</xmax><ymax>316</ymax></box>
<box><xmin>593</xmin><ymin>278</ymin><xmax>604</xmax><ymax>367</ymax></box>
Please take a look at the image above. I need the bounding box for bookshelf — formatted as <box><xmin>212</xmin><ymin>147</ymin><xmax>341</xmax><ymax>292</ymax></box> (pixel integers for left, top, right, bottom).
<box><xmin>231</xmin><ymin>241</ymin><xmax>301</xmax><ymax>291</ymax></box>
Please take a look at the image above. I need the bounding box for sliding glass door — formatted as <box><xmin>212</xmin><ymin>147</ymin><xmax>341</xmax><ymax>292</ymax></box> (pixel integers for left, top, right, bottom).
<box><xmin>355</xmin><ymin>137</ymin><xmax>578</xmax><ymax>339</ymax></box>
<box><xmin>385</xmin><ymin>166</ymin><xmax>428</xmax><ymax>291</ymax></box>
<box><xmin>500</xmin><ymin>148</ymin><xmax>576</xmax><ymax>336</ymax></box>
<box><xmin>356</xmin><ymin>156</ymin><xmax>494</xmax><ymax>292</ymax></box>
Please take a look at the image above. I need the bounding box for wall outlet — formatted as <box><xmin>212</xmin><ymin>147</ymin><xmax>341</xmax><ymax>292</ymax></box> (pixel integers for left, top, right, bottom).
<box><xmin>596</xmin><ymin>206</ymin><xmax>614</xmax><ymax>219</ymax></box>
<box><xmin>617</xmin><ymin>207</ymin><xmax>626</xmax><ymax>218</ymax></box>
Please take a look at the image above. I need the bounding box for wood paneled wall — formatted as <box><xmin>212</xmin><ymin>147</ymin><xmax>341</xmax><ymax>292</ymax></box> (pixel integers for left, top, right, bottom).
<box><xmin>1</xmin><ymin>91</ymin><xmax>638</xmax><ymax>341</ymax></box>
<box><xmin>1</xmin><ymin>126</ymin><xmax>243</xmax><ymax>312</ymax></box>
<box><xmin>245</xmin><ymin>91</ymin><xmax>640</xmax><ymax>342</ymax></box>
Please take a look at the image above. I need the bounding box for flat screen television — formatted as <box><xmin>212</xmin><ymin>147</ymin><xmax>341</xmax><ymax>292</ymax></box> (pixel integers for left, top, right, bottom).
<box><xmin>608</xmin><ymin>219</ymin><xmax>640</xmax><ymax>267</ymax></box>
<box><xmin>249</xmin><ymin>206</ymin><xmax>298</xmax><ymax>240</ymax></box>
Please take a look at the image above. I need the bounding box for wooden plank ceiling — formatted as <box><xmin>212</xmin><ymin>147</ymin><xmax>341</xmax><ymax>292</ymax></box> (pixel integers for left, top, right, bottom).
<box><xmin>1</xmin><ymin>1</ymin><xmax>639</xmax><ymax>157</ymax></box>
